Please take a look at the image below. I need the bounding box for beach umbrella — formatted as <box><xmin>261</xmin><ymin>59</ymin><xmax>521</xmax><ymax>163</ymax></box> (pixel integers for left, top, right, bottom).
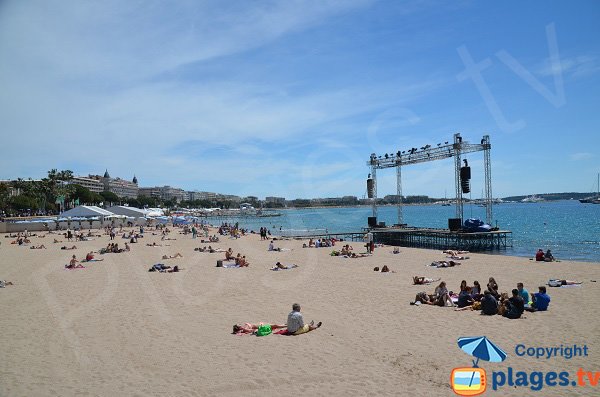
<box><xmin>458</xmin><ymin>336</ymin><xmax>507</xmax><ymax>367</ymax></box>
<box><xmin>458</xmin><ymin>336</ymin><xmax>507</xmax><ymax>387</ymax></box>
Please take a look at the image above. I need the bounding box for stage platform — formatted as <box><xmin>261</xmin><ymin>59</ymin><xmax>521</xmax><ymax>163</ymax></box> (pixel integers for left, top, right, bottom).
<box><xmin>372</xmin><ymin>227</ymin><xmax>512</xmax><ymax>252</ymax></box>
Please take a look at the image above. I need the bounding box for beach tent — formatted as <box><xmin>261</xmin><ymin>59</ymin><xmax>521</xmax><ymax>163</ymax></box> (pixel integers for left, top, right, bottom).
<box><xmin>107</xmin><ymin>205</ymin><xmax>147</xmax><ymax>219</ymax></box>
<box><xmin>60</xmin><ymin>205</ymin><xmax>114</xmax><ymax>218</ymax></box>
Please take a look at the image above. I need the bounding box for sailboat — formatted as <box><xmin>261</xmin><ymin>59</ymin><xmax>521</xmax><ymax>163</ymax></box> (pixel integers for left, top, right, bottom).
<box><xmin>579</xmin><ymin>173</ymin><xmax>600</xmax><ymax>203</ymax></box>
<box><xmin>442</xmin><ymin>189</ymin><xmax>451</xmax><ymax>206</ymax></box>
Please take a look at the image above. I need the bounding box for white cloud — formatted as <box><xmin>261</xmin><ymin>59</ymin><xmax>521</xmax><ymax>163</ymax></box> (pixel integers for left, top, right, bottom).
<box><xmin>538</xmin><ymin>55</ymin><xmax>600</xmax><ymax>79</ymax></box>
<box><xmin>570</xmin><ymin>152</ymin><xmax>594</xmax><ymax>161</ymax></box>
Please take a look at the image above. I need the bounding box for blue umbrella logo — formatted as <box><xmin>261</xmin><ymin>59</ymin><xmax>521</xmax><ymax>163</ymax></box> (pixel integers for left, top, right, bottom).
<box><xmin>457</xmin><ymin>336</ymin><xmax>507</xmax><ymax>389</ymax></box>
<box><xmin>458</xmin><ymin>336</ymin><xmax>507</xmax><ymax>367</ymax></box>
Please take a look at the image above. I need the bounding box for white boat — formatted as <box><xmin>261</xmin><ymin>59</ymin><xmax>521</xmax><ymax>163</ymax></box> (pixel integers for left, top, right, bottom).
<box><xmin>521</xmin><ymin>195</ymin><xmax>544</xmax><ymax>203</ymax></box>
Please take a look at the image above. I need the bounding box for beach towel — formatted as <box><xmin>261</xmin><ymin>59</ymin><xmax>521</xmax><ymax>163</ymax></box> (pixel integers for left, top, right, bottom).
<box><xmin>222</xmin><ymin>264</ymin><xmax>241</xmax><ymax>268</ymax></box>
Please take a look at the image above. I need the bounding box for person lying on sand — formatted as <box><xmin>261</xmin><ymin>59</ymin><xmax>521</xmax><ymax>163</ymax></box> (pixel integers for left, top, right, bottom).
<box><xmin>430</xmin><ymin>260</ymin><xmax>461</xmax><ymax>268</ymax></box>
<box><xmin>232</xmin><ymin>323</ymin><xmax>287</xmax><ymax>335</ymax></box>
<box><xmin>0</xmin><ymin>280</ymin><xmax>14</xmax><ymax>288</ymax></box>
<box><xmin>85</xmin><ymin>252</ymin><xmax>103</xmax><ymax>262</ymax></box>
<box><xmin>346</xmin><ymin>252</ymin><xmax>370</xmax><ymax>258</ymax></box>
<box><xmin>548</xmin><ymin>279</ymin><xmax>582</xmax><ymax>287</ymax></box>
<box><xmin>443</xmin><ymin>250</ymin><xmax>469</xmax><ymax>256</ymax></box>
<box><xmin>53</xmin><ymin>239</ymin><xmax>63</xmax><ymax>243</ymax></box>
<box><xmin>270</xmin><ymin>262</ymin><xmax>298</xmax><ymax>270</ymax></box>
<box><xmin>162</xmin><ymin>253</ymin><xmax>183</xmax><ymax>259</ymax></box>
<box><xmin>61</xmin><ymin>245</ymin><xmax>77</xmax><ymax>250</ymax></box>
<box><xmin>146</xmin><ymin>242</ymin><xmax>162</xmax><ymax>247</ymax></box>
<box><xmin>447</xmin><ymin>255</ymin><xmax>469</xmax><ymax>260</ymax></box>
<box><xmin>413</xmin><ymin>276</ymin><xmax>441</xmax><ymax>285</ymax></box>
<box><xmin>30</xmin><ymin>245</ymin><xmax>47</xmax><ymax>249</ymax></box>
<box><xmin>148</xmin><ymin>264</ymin><xmax>181</xmax><ymax>273</ymax></box>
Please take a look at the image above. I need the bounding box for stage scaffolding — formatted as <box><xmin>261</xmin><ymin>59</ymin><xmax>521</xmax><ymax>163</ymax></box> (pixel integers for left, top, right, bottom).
<box><xmin>367</xmin><ymin>133</ymin><xmax>493</xmax><ymax>226</ymax></box>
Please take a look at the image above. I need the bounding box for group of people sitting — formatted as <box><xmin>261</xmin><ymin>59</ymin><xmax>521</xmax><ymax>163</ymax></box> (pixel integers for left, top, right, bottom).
<box><xmin>223</xmin><ymin>249</ymin><xmax>249</xmax><ymax>267</ymax></box>
<box><xmin>303</xmin><ymin>238</ymin><xmax>337</xmax><ymax>248</ymax></box>
<box><xmin>99</xmin><ymin>242</ymin><xmax>129</xmax><ymax>254</ymax></box>
<box><xmin>373</xmin><ymin>265</ymin><xmax>393</xmax><ymax>273</ymax></box>
<box><xmin>535</xmin><ymin>249</ymin><xmax>556</xmax><ymax>262</ymax></box>
<box><xmin>412</xmin><ymin>276</ymin><xmax>565</xmax><ymax>319</ymax></box>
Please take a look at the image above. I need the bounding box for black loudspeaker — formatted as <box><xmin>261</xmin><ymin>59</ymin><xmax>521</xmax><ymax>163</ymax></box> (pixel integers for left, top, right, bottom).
<box><xmin>460</xmin><ymin>166</ymin><xmax>471</xmax><ymax>193</ymax></box>
<box><xmin>367</xmin><ymin>178</ymin><xmax>374</xmax><ymax>198</ymax></box>
<box><xmin>448</xmin><ymin>218</ymin><xmax>462</xmax><ymax>231</ymax></box>
<box><xmin>368</xmin><ymin>217</ymin><xmax>377</xmax><ymax>227</ymax></box>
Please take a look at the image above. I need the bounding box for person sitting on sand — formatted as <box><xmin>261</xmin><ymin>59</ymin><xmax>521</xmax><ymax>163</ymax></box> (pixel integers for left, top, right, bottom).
<box><xmin>530</xmin><ymin>286</ymin><xmax>551</xmax><ymax>311</ymax></box>
<box><xmin>232</xmin><ymin>323</ymin><xmax>287</xmax><ymax>335</ymax></box>
<box><xmin>433</xmin><ymin>281</ymin><xmax>454</xmax><ymax>307</ymax></box>
<box><xmin>535</xmin><ymin>249</ymin><xmax>545</xmax><ymax>261</ymax></box>
<box><xmin>286</xmin><ymin>303</ymin><xmax>321</xmax><ymax>335</ymax></box>
<box><xmin>457</xmin><ymin>286</ymin><xmax>475</xmax><ymax>308</ymax></box>
<box><xmin>271</xmin><ymin>262</ymin><xmax>298</xmax><ymax>270</ymax></box>
<box><xmin>480</xmin><ymin>290</ymin><xmax>498</xmax><ymax>315</ymax></box>
<box><xmin>238</xmin><ymin>256</ymin><xmax>249</xmax><ymax>267</ymax></box>
<box><xmin>392</xmin><ymin>247</ymin><xmax>400</xmax><ymax>254</ymax></box>
<box><xmin>225</xmin><ymin>248</ymin><xmax>234</xmax><ymax>260</ymax></box>
<box><xmin>124</xmin><ymin>242</ymin><xmax>130</xmax><ymax>252</ymax></box>
<box><xmin>85</xmin><ymin>252</ymin><xmax>103</xmax><ymax>262</ymax></box>
<box><xmin>381</xmin><ymin>265</ymin><xmax>393</xmax><ymax>273</ymax></box>
<box><xmin>65</xmin><ymin>255</ymin><xmax>80</xmax><ymax>269</ymax></box>
<box><xmin>61</xmin><ymin>245</ymin><xmax>77</xmax><ymax>250</ymax></box>
<box><xmin>502</xmin><ymin>289</ymin><xmax>525</xmax><ymax>319</ymax></box>
<box><xmin>487</xmin><ymin>277</ymin><xmax>500</xmax><ymax>299</ymax></box>
<box><xmin>517</xmin><ymin>282</ymin><xmax>530</xmax><ymax>305</ymax></box>
<box><xmin>544</xmin><ymin>249</ymin><xmax>555</xmax><ymax>262</ymax></box>
<box><xmin>413</xmin><ymin>276</ymin><xmax>440</xmax><ymax>285</ymax></box>
<box><xmin>268</xmin><ymin>240</ymin><xmax>281</xmax><ymax>251</ymax></box>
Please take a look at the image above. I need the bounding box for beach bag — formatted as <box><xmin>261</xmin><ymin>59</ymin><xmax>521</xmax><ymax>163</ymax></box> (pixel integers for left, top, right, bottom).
<box><xmin>256</xmin><ymin>324</ymin><xmax>272</xmax><ymax>336</ymax></box>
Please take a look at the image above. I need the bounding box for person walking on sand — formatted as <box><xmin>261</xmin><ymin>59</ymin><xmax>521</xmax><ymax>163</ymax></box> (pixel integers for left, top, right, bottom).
<box><xmin>287</xmin><ymin>303</ymin><xmax>321</xmax><ymax>335</ymax></box>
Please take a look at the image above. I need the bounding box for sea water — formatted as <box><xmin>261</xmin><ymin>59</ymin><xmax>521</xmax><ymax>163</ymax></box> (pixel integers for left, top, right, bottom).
<box><xmin>211</xmin><ymin>200</ymin><xmax>600</xmax><ymax>262</ymax></box>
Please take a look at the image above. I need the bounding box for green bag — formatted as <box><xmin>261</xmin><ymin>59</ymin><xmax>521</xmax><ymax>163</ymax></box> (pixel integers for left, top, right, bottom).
<box><xmin>256</xmin><ymin>324</ymin><xmax>272</xmax><ymax>336</ymax></box>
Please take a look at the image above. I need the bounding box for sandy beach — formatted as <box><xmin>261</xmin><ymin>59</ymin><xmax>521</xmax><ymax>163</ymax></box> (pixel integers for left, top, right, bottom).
<box><xmin>1</xmin><ymin>227</ymin><xmax>599</xmax><ymax>396</ymax></box>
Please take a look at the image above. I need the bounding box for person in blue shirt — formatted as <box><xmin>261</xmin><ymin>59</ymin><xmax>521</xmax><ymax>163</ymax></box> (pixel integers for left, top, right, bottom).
<box><xmin>531</xmin><ymin>286</ymin><xmax>551</xmax><ymax>311</ymax></box>
<box><xmin>517</xmin><ymin>283</ymin><xmax>530</xmax><ymax>305</ymax></box>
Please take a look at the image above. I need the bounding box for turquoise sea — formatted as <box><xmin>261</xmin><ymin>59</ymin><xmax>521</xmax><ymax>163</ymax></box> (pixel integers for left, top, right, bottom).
<box><xmin>211</xmin><ymin>200</ymin><xmax>600</xmax><ymax>262</ymax></box>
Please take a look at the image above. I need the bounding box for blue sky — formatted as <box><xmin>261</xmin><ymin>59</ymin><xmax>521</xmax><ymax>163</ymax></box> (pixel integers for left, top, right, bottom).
<box><xmin>1</xmin><ymin>1</ymin><xmax>599</xmax><ymax>199</ymax></box>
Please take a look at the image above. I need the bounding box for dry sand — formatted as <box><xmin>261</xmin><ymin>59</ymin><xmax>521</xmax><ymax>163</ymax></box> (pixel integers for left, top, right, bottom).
<box><xmin>1</xmin><ymin>228</ymin><xmax>599</xmax><ymax>396</ymax></box>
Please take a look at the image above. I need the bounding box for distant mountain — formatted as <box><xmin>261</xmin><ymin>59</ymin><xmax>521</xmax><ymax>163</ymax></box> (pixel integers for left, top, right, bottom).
<box><xmin>502</xmin><ymin>192</ymin><xmax>594</xmax><ymax>201</ymax></box>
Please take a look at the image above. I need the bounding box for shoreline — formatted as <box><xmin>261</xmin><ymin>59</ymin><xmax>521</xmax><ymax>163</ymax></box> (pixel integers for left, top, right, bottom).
<box><xmin>1</xmin><ymin>226</ymin><xmax>599</xmax><ymax>396</ymax></box>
